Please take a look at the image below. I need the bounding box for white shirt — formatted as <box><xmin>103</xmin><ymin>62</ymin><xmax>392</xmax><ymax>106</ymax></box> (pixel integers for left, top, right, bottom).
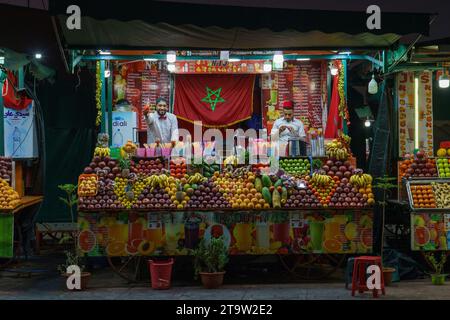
<box><xmin>271</xmin><ymin>117</ymin><xmax>306</xmax><ymax>142</ymax></box>
<box><xmin>145</xmin><ymin>112</ymin><xmax>179</xmax><ymax>144</ymax></box>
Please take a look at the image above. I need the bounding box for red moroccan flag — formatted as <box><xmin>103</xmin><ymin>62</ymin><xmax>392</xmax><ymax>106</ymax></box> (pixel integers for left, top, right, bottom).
<box><xmin>174</xmin><ymin>74</ymin><xmax>255</xmax><ymax>127</ymax></box>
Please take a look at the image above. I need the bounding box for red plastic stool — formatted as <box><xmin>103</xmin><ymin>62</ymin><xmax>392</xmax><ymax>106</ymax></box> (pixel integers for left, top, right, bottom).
<box><xmin>351</xmin><ymin>256</ymin><xmax>385</xmax><ymax>298</ymax></box>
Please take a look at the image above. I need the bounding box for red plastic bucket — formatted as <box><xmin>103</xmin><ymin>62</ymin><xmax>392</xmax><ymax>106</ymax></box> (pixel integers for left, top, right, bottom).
<box><xmin>148</xmin><ymin>258</ymin><xmax>174</xmax><ymax>290</ymax></box>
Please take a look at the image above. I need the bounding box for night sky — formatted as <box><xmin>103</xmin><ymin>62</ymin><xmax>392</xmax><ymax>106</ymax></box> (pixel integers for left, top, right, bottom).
<box><xmin>1</xmin><ymin>0</ymin><xmax>449</xmax><ymax>40</ymax></box>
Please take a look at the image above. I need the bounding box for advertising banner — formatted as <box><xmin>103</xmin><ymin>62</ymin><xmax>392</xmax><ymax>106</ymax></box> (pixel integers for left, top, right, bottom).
<box><xmin>77</xmin><ymin>210</ymin><xmax>373</xmax><ymax>256</ymax></box>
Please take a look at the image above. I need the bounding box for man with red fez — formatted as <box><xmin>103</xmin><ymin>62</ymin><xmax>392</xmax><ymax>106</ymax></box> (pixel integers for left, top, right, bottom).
<box><xmin>270</xmin><ymin>101</ymin><xmax>306</xmax><ymax>142</ymax></box>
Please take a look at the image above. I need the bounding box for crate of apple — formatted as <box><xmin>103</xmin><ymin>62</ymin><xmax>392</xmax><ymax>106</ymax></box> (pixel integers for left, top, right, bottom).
<box><xmin>321</xmin><ymin>159</ymin><xmax>354</xmax><ymax>180</ymax></box>
<box><xmin>131</xmin><ymin>158</ymin><xmax>167</xmax><ymax>176</ymax></box>
<box><xmin>284</xmin><ymin>188</ymin><xmax>321</xmax><ymax>208</ymax></box>
<box><xmin>436</xmin><ymin>158</ymin><xmax>450</xmax><ymax>178</ymax></box>
<box><xmin>83</xmin><ymin>156</ymin><xmax>121</xmax><ymax>180</ymax></box>
<box><xmin>328</xmin><ymin>177</ymin><xmax>368</xmax><ymax>208</ymax></box>
<box><xmin>280</xmin><ymin>158</ymin><xmax>311</xmax><ymax>176</ymax></box>
<box><xmin>186</xmin><ymin>181</ymin><xmax>231</xmax><ymax>210</ymax></box>
<box><xmin>401</xmin><ymin>152</ymin><xmax>438</xmax><ymax>179</ymax></box>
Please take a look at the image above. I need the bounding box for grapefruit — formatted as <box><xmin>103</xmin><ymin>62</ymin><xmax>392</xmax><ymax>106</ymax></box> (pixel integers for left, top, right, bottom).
<box><xmin>414</xmin><ymin>226</ymin><xmax>430</xmax><ymax>246</ymax></box>
<box><xmin>106</xmin><ymin>241</ymin><xmax>126</xmax><ymax>256</ymax></box>
<box><xmin>125</xmin><ymin>243</ymin><xmax>139</xmax><ymax>256</ymax></box>
<box><xmin>323</xmin><ymin>239</ymin><xmax>341</xmax><ymax>253</ymax></box>
<box><xmin>78</xmin><ymin>230</ymin><xmax>96</xmax><ymax>253</ymax></box>
<box><xmin>359</xmin><ymin>228</ymin><xmax>373</xmax><ymax>251</ymax></box>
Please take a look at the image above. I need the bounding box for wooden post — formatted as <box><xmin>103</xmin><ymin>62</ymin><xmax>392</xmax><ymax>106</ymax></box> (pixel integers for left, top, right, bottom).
<box><xmin>107</xmin><ymin>73</ymin><xmax>113</xmax><ymax>146</ymax></box>
<box><xmin>100</xmin><ymin>60</ymin><xmax>106</xmax><ymax>133</ymax></box>
<box><xmin>15</xmin><ymin>161</ymin><xmax>24</xmax><ymax>197</ymax></box>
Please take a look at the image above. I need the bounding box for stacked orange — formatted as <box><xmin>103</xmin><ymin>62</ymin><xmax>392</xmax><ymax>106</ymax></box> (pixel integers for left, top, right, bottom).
<box><xmin>411</xmin><ymin>185</ymin><xmax>436</xmax><ymax>208</ymax></box>
<box><xmin>212</xmin><ymin>172</ymin><xmax>269</xmax><ymax>209</ymax></box>
<box><xmin>0</xmin><ymin>178</ymin><xmax>20</xmax><ymax>210</ymax></box>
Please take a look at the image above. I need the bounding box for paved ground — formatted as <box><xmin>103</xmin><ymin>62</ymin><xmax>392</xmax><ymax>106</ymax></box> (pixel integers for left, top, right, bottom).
<box><xmin>0</xmin><ymin>249</ymin><xmax>447</xmax><ymax>300</ymax></box>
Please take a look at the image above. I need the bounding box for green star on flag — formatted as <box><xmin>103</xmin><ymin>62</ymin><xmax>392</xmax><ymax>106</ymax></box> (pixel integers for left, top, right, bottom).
<box><xmin>201</xmin><ymin>87</ymin><xmax>225</xmax><ymax>111</ymax></box>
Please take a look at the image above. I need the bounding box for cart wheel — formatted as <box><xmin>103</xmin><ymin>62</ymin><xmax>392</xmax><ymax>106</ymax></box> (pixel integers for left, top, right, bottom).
<box><xmin>279</xmin><ymin>254</ymin><xmax>347</xmax><ymax>281</ymax></box>
<box><xmin>107</xmin><ymin>254</ymin><xmax>143</xmax><ymax>283</ymax></box>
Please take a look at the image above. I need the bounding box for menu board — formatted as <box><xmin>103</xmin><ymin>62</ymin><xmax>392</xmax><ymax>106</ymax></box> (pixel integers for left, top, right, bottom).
<box><xmin>261</xmin><ymin>61</ymin><xmax>327</xmax><ymax>134</ymax></box>
<box><xmin>174</xmin><ymin>60</ymin><xmax>266</xmax><ymax>74</ymax></box>
<box><xmin>397</xmin><ymin>71</ymin><xmax>433</xmax><ymax>157</ymax></box>
<box><xmin>113</xmin><ymin>61</ymin><xmax>170</xmax><ymax>130</ymax></box>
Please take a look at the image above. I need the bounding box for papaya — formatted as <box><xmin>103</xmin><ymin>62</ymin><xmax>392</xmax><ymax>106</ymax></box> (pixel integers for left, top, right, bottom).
<box><xmin>272</xmin><ymin>189</ymin><xmax>281</xmax><ymax>208</ymax></box>
<box><xmin>262</xmin><ymin>175</ymin><xmax>272</xmax><ymax>188</ymax></box>
<box><xmin>274</xmin><ymin>179</ymin><xmax>283</xmax><ymax>188</ymax></box>
<box><xmin>255</xmin><ymin>177</ymin><xmax>263</xmax><ymax>192</ymax></box>
<box><xmin>262</xmin><ymin>187</ymin><xmax>272</xmax><ymax>205</ymax></box>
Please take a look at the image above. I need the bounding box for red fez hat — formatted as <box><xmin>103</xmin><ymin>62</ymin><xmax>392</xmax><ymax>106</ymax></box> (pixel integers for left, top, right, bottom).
<box><xmin>282</xmin><ymin>101</ymin><xmax>293</xmax><ymax>109</ymax></box>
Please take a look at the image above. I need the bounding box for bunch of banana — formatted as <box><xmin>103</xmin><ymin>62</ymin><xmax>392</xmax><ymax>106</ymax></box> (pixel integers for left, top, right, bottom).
<box><xmin>325</xmin><ymin>142</ymin><xmax>349</xmax><ymax>160</ymax></box>
<box><xmin>94</xmin><ymin>146</ymin><xmax>110</xmax><ymax>157</ymax></box>
<box><xmin>310</xmin><ymin>173</ymin><xmax>333</xmax><ymax>187</ymax></box>
<box><xmin>350</xmin><ymin>173</ymin><xmax>373</xmax><ymax>188</ymax></box>
<box><xmin>187</xmin><ymin>173</ymin><xmax>207</xmax><ymax>184</ymax></box>
<box><xmin>144</xmin><ymin>175</ymin><xmax>170</xmax><ymax>189</ymax></box>
<box><xmin>224</xmin><ymin>155</ymin><xmax>238</xmax><ymax>166</ymax></box>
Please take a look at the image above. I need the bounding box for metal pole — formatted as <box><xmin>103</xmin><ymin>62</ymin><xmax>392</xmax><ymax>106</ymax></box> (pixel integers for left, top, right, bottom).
<box><xmin>342</xmin><ymin>60</ymin><xmax>348</xmax><ymax>135</ymax></box>
<box><xmin>0</xmin><ymin>93</ymin><xmax>3</xmax><ymax>155</ymax></box>
<box><xmin>107</xmin><ymin>73</ymin><xmax>113</xmax><ymax>146</ymax></box>
<box><xmin>100</xmin><ymin>60</ymin><xmax>106</xmax><ymax>133</ymax></box>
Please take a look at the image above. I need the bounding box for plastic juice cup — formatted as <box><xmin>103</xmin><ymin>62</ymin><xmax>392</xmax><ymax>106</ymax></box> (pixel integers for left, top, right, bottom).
<box><xmin>234</xmin><ymin>223</ymin><xmax>252</xmax><ymax>252</ymax></box>
<box><xmin>270</xmin><ymin>90</ymin><xmax>278</xmax><ymax>104</ymax></box>
<box><xmin>256</xmin><ymin>223</ymin><xmax>270</xmax><ymax>249</ymax></box>
<box><xmin>129</xmin><ymin>222</ymin><xmax>143</xmax><ymax>241</ymax></box>
<box><xmin>145</xmin><ymin>226</ymin><xmax>163</xmax><ymax>246</ymax></box>
<box><xmin>324</xmin><ymin>221</ymin><xmax>340</xmax><ymax>241</ymax></box>
<box><xmin>109</xmin><ymin>223</ymin><xmax>129</xmax><ymax>243</ymax></box>
<box><xmin>273</xmin><ymin>223</ymin><xmax>290</xmax><ymax>244</ymax></box>
<box><xmin>165</xmin><ymin>223</ymin><xmax>182</xmax><ymax>251</ymax></box>
<box><xmin>184</xmin><ymin>223</ymin><xmax>200</xmax><ymax>249</ymax></box>
<box><xmin>310</xmin><ymin>221</ymin><xmax>324</xmax><ymax>251</ymax></box>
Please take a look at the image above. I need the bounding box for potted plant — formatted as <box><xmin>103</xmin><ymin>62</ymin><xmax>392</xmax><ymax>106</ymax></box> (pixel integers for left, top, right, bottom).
<box><xmin>373</xmin><ymin>175</ymin><xmax>398</xmax><ymax>284</ymax></box>
<box><xmin>425</xmin><ymin>252</ymin><xmax>448</xmax><ymax>285</ymax></box>
<box><xmin>57</xmin><ymin>184</ymin><xmax>91</xmax><ymax>290</ymax></box>
<box><xmin>193</xmin><ymin>237</ymin><xmax>229</xmax><ymax>289</ymax></box>
<box><xmin>57</xmin><ymin>250</ymin><xmax>91</xmax><ymax>290</ymax></box>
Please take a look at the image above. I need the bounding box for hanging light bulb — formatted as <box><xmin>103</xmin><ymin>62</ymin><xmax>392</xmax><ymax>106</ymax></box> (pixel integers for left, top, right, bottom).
<box><xmin>167</xmin><ymin>63</ymin><xmax>176</xmax><ymax>72</ymax></box>
<box><xmin>104</xmin><ymin>69</ymin><xmax>111</xmax><ymax>78</ymax></box>
<box><xmin>166</xmin><ymin>51</ymin><xmax>177</xmax><ymax>63</ymax></box>
<box><xmin>273</xmin><ymin>51</ymin><xmax>284</xmax><ymax>64</ymax></box>
<box><xmin>35</xmin><ymin>53</ymin><xmax>42</xmax><ymax>59</ymax></box>
<box><xmin>364</xmin><ymin>119</ymin><xmax>371</xmax><ymax>127</ymax></box>
<box><xmin>368</xmin><ymin>74</ymin><xmax>378</xmax><ymax>94</ymax></box>
<box><xmin>329</xmin><ymin>62</ymin><xmax>338</xmax><ymax>76</ymax></box>
<box><xmin>263</xmin><ymin>61</ymin><xmax>272</xmax><ymax>72</ymax></box>
<box><xmin>439</xmin><ymin>71</ymin><xmax>449</xmax><ymax>88</ymax></box>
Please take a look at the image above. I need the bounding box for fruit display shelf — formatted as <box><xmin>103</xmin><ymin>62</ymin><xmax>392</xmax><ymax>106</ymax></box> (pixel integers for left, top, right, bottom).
<box><xmin>406</xmin><ymin>179</ymin><xmax>450</xmax><ymax>211</ymax></box>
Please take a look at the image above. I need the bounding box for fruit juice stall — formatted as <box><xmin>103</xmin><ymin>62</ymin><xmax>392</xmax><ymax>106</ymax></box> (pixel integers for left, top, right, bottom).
<box><xmin>48</xmin><ymin>0</ymin><xmax>433</xmax><ymax>279</ymax></box>
<box><xmin>394</xmin><ymin>61</ymin><xmax>450</xmax><ymax>252</ymax></box>
<box><xmin>0</xmin><ymin>56</ymin><xmax>44</xmax><ymax>262</ymax></box>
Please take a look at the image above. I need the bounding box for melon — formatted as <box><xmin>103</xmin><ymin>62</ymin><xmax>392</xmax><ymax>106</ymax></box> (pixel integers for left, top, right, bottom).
<box><xmin>414</xmin><ymin>226</ymin><xmax>430</xmax><ymax>246</ymax></box>
<box><xmin>359</xmin><ymin>228</ymin><xmax>373</xmax><ymax>250</ymax></box>
<box><xmin>78</xmin><ymin>230</ymin><xmax>96</xmax><ymax>253</ymax></box>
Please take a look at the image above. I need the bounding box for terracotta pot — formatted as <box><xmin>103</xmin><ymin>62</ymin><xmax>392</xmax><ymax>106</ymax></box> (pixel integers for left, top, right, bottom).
<box><xmin>199</xmin><ymin>272</ymin><xmax>225</xmax><ymax>289</ymax></box>
<box><xmin>63</xmin><ymin>272</ymin><xmax>91</xmax><ymax>291</ymax></box>
<box><xmin>383</xmin><ymin>267</ymin><xmax>396</xmax><ymax>286</ymax></box>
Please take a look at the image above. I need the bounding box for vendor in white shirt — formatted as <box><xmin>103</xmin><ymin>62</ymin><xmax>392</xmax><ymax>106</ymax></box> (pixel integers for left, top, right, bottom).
<box><xmin>143</xmin><ymin>97</ymin><xmax>179</xmax><ymax>146</ymax></box>
<box><xmin>270</xmin><ymin>101</ymin><xmax>306</xmax><ymax>142</ymax></box>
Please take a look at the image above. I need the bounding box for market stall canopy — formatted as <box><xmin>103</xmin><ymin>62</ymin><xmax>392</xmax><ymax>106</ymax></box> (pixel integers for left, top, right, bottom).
<box><xmin>49</xmin><ymin>0</ymin><xmax>432</xmax><ymax>50</ymax></box>
<box><xmin>0</xmin><ymin>47</ymin><xmax>55</xmax><ymax>81</ymax></box>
